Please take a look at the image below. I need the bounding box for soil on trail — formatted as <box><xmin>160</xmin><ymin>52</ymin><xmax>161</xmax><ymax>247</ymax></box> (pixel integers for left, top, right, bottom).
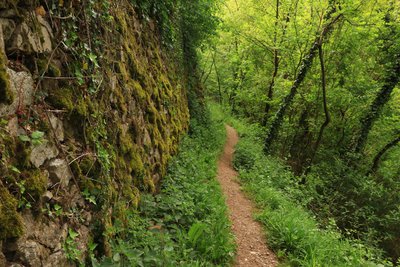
<box><xmin>218</xmin><ymin>125</ymin><xmax>277</xmax><ymax>267</ymax></box>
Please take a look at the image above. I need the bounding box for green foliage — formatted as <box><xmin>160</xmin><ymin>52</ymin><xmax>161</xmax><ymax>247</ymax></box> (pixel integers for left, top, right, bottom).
<box><xmin>201</xmin><ymin>0</ymin><xmax>400</xmax><ymax>262</ymax></box>
<box><xmin>210</xmin><ymin>103</ymin><xmax>392</xmax><ymax>266</ymax></box>
<box><xmin>100</xmin><ymin>107</ymin><xmax>234</xmax><ymax>266</ymax></box>
<box><xmin>64</xmin><ymin>228</ymin><xmax>83</xmax><ymax>265</ymax></box>
<box><xmin>18</xmin><ymin>131</ymin><xmax>45</xmax><ymax>146</ymax></box>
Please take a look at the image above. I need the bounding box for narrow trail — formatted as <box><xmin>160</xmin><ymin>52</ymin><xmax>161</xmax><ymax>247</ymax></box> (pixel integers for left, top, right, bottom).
<box><xmin>217</xmin><ymin>125</ymin><xmax>277</xmax><ymax>267</ymax></box>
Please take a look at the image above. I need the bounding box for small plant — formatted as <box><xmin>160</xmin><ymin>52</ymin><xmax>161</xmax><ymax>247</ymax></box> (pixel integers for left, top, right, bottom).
<box><xmin>64</xmin><ymin>228</ymin><xmax>82</xmax><ymax>264</ymax></box>
<box><xmin>88</xmin><ymin>240</ymin><xmax>99</xmax><ymax>267</ymax></box>
<box><xmin>18</xmin><ymin>131</ymin><xmax>45</xmax><ymax>145</ymax></box>
<box><xmin>42</xmin><ymin>203</ymin><xmax>64</xmax><ymax>218</ymax></box>
<box><xmin>15</xmin><ymin>181</ymin><xmax>32</xmax><ymax>209</ymax></box>
<box><xmin>82</xmin><ymin>188</ymin><xmax>97</xmax><ymax>205</ymax></box>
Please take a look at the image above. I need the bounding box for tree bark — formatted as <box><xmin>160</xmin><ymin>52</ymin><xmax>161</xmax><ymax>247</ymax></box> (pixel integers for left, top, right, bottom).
<box><xmin>368</xmin><ymin>135</ymin><xmax>400</xmax><ymax>175</ymax></box>
<box><xmin>264</xmin><ymin>4</ymin><xmax>341</xmax><ymax>153</ymax></box>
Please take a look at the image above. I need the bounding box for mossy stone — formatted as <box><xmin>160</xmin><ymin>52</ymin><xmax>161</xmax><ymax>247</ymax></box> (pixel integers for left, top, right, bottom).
<box><xmin>37</xmin><ymin>59</ymin><xmax>62</xmax><ymax>78</ymax></box>
<box><xmin>24</xmin><ymin>169</ymin><xmax>47</xmax><ymax>201</ymax></box>
<box><xmin>46</xmin><ymin>87</ymin><xmax>74</xmax><ymax>112</ymax></box>
<box><xmin>0</xmin><ymin>50</ymin><xmax>13</xmax><ymax>104</ymax></box>
<box><xmin>0</xmin><ymin>184</ymin><xmax>23</xmax><ymax>239</ymax></box>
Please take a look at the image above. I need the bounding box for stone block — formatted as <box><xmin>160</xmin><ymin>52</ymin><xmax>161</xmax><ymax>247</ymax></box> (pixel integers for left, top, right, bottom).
<box><xmin>48</xmin><ymin>158</ymin><xmax>72</xmax><ymax>188</ymax></box>
<box><xmin>0</xmin><ymin>69</ymin><xmax>34</xmax><ymax>117</ymax></box>
<box><xmin>30</xmin><ymin>141</ymin><xmax>59</xmax><ymax>168</ymax></box>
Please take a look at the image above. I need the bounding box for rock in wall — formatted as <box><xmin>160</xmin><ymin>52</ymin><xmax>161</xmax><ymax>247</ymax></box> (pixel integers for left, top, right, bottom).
<box><xmin>0</xmin><ymin>1</ymin><xmax>189</xmax><ymax>265</ymax></box>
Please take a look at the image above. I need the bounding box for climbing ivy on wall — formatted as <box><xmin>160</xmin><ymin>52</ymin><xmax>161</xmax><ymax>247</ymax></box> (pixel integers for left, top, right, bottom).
<box><xmin>0</xmin><ymin>0</ymin><xmax>216</xmax><ymax>264</ymax></box>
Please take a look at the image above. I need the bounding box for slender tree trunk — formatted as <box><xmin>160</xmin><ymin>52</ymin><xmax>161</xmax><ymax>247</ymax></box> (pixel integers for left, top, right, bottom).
<box><xmin>288</xmin><ymin>108</ymin><xmax>312</xmax><ymax>176</ymax></box>
<box><xmin>202</xmin><ymin>56</ymin><xmax>215</xmax><ymax>85</ymax></box>
<box><xmin>367</xmin><ymin>135</ymin><xmax>400</xmax><ymax>175</ymax></box>
<box><xmin>212</xmin><ymin>52</ymin><xmax>223</xmax><ymax>104</ymax></box>
<box><xmin>306</xmin><ymin>45</ymin><xmax>330</xmax><ymax>174</ymax></box>
<box><xmin>264</xmin><ymin>4</ymin><xmax>342</xmax><ymax>153</ymax></box>
<box><xmin>262</xmin><ymin>0</ymin><xmax>280</xmax><ymax>126</ymax></box>
<box><xmin>354</xmin><ymin>78</ymin><xmax>400</xmax><ymax>154</ymax></box>
<box><xmin>354</xmin><ymin>11</ymin><xmax>400</xmax><ymax>154</ymax></box>
<box><xmin>229</xmin><ymin>38</ymin><xmax>240</xmax><ymax>111</ymax></box>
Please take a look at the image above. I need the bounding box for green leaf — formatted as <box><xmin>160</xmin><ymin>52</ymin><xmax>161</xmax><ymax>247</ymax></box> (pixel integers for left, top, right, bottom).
<box><xmin>68</xmin><ymin>229</ymin><xmax>79</xmax><ymax>239</ymax></box>
<box><xmin>10</xmin><ymin>166</ymin><xmax>21</xmax><ymax>174</ymax></box>
<box><xmin>31</xmin><ymin>131</ymin><xmax>45</xmax><ymax>139</ymax></box>
<box><xmin>188</xmin><ymin>222</ymin><xmax>206</xmax><ymax>245</ymax></box>
<box><xmin>18</xmin><ymin>135</ymin><xmax>30</xmax><ymax>142</ymax></box>
<box><xmin>112</xmin><ymin>253</ymin><xmax>121</xmax><ymax>262</ymax></box>
<box><xmin>0</xmin><ymin>119</ymin><xmax>8</xmax><ymax>126</ymax></box>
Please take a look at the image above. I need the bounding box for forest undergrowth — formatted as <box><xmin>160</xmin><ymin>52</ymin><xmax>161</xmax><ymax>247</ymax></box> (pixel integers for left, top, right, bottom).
<box><xmin>98</xmin><ymin>111</ymin><xmax>235</xmax><ymax>266</ymax></box>
<box><xmin>209</xmin><ymin>103</ymin><xmax>394</xmax><ymax>267</ymax></box>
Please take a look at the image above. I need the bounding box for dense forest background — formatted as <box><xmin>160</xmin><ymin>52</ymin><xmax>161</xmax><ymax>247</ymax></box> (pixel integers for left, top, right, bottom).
<box><xmin>200</xmin><ymin>0</ymin><xmax>400</xmax><ymax>263</ymax></box>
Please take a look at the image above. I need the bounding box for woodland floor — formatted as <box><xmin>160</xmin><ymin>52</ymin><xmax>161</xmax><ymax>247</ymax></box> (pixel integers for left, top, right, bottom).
<box><xmin>217</xmin><ymin>125</ymin><xmax>278</xmax><ymax>267</ymax></box>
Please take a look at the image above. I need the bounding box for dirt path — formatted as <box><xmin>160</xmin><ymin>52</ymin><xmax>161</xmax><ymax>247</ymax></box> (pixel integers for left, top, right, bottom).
<box><xmin>217</xmin><ymin>125</ymin><xmax>277</xmax><ymax>267</ymax></box>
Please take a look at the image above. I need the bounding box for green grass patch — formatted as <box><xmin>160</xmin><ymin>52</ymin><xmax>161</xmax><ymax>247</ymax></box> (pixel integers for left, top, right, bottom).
<box><xmin>209</xmin><ymin>102</ymin><xmax>391</xmax><ymax>267</ymax></box>
<box><xmin>99</xmin><ymin>110</ymin><xmax>235</xmax><ymax>266</ymax></box>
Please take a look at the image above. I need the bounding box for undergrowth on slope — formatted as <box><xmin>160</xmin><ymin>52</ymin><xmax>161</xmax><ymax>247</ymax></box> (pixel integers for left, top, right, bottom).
<box><xmin>98</xmin><ymin>110</ymin><xmax>235</xmax><ymax>266</ymax></box>
<box><xmin>209</xmin><ymin>103</ymin><xmax>392</xmax><ymax>267</ymax></box>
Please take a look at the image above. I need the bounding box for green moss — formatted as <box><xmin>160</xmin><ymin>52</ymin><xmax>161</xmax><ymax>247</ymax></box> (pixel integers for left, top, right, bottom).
<box><xmin>118</xmin><ymin>130</ymin><xmax>144</xmax><ymax>176</ymax></box>
<box><xmin>111</xmin><ymin>85</ymin><xmax>127</xmax><ymax>116</ymax></box>
<box><xmin>46</xmin><ymin>87</ymin><xmax>74</xmax><ymax>112</ymax></box>
<box><xmin>74</xmin><ymin>97</ymin><xmax>89</xmax><ymax>118</ymax></box>
<box><xmin>121</xmin><ymin>186</ymin><xmax>140</xmax><ymax>208</ymax></box>
<box><xmin>37</xmin><ymin>59</ymin><xmax>62</xmax><ymax>77</ymax></box>
<box><xmin>48</xmin><ymin>88</ymin><xmax>91</xmax><ymax>141</ymax></box>
<box><xmin>131</xmin><ymin>80</ymin><xmax>147</xmax><ymax>104</ymax></box>
<box><xmin>0</xmin><ymin>50</ymin><xmax>13</xmax><ymax>104</ymax></box>
<box><xmin>0</xmin><ymin>183</ymin><xmax>24</xmax><ymax>239</ymax></box>
<box><xmin>80</xmin><ymin>155</ymin><xmax>101</xmax><ymax>178</ymax></box>
<box><xmin>70</xmin><ymin>161</ymin><xmax>97</xmax><ymax>193</ymax></box>
<box><xmin>24</xmin><ymin>169</ymin><xmax>47</xmax><ymax>201</ymax></box>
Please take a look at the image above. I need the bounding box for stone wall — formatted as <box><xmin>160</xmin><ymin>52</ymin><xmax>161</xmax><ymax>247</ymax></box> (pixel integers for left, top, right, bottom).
<box><xmin>0</xmin><ymin>1</ymin><xmax>189</xmax><ymax>265</ymax></box>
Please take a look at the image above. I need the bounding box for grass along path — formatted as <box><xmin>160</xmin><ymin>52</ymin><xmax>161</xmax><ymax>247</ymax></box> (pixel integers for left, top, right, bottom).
<box><xmin>218</xmin><ymin>125</ymin><xmax>277</xmax><ymax>267</ymax></box>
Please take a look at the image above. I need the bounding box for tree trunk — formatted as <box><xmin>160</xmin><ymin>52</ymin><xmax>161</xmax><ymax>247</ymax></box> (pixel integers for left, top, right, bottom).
<box><xmin>201</xmin><ymin>55</ymin><xmax>215</xmax><ymax>85</ymax></box>
<box><xmin>368</xmin><ymin>134</ymin><xmax>400</xmax><ymax>175</ymax></box>
<box><xmin>212</xmin><ymin>52</ymin><xmax>223</xmax><ymax>104</ymax></box>
<box><xmin>262</xmin><ymin>0</ymin><xmax>280</xmax><ymax>126</ymax></box>
<box><xmin>305</xmin><ymin>45</ymin><xmax>330</xmax><ymax>174</ymax></box>
<box><xmin>264</xmin><ymin>4</ymin><xmax>341</xmax><ymax>153</ymax></box>
<box><xmin>354</xmin><ymin>11</ymin><xmax>400</xmax><ymax>154</ymax></box>
<box><xmin>288</xmin><ymin>108</ymin><xmax>313</xmax><ymax>176</ymax></box>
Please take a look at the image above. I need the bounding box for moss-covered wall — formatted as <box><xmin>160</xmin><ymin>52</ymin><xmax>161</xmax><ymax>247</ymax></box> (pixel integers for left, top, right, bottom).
<box><xmin>0</xmin><ymin>0</ymin><xmax>189</xmax><ymax>265</ymax></box>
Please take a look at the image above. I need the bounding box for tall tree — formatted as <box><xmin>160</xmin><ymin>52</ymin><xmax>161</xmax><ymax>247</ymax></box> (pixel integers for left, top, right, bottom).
<box><xmin>262</xmin><ymin>0</ymin><xmax>281</xmax><ymax>126</ymax></box>
<box><xmin>354</xmin><ymin>9</ymin><xmax>400</xmax><ymax>154</ymax></box>
<box><xmin>305</xmin><ymin>45</ymin><xmax>330</xmax><ymax>174</ymax></box>
<box><xmin>264</xmin><ymin>2</ymin><xmax>342</xmax><ymax>153</ymax></box>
